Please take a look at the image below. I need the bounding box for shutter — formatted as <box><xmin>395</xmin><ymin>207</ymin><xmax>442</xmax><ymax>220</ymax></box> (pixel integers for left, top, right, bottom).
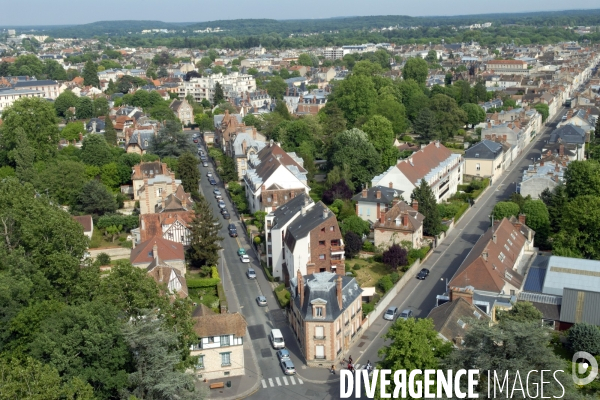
<box><xmin>315</xmin><ymin>326</ymin><xmax>324</xmax><ymax>338</ymax></box>
<box><xmin>316</xmin><ymin>345</ymin><xmax>325</xmax><ymax>358</ymax></box>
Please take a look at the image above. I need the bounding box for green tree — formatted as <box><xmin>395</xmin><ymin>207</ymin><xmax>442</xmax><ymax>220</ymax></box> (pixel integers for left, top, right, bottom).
<box><xmin>534</xmin><ymin>103</ymin><xmax>549</xmax><ymax>122</ymax></box>
<box><xmin>472</xmin><ymin>81</ymin><xmax>488</xmax><ymax>103</ymax></box>
<box><xmin>496</xmin><ymin>301</ymin><xmax>543</xmax><ymax>323</ymax></box>
<box><xmin>93</xmin><ymin>97</ymin><xmax>109</xmax><ymax>117</ymax></box>
<box><xmin>453</xmin><ymin>79</ymin><xmax>473</xmax><ymax>105</ymax></box>
<box><xmin>82</xmin><ymin>60</ymin><xmax>99</xmax><ymax>88</ymax></box>
<box><xmin>104</xmin><ymin>116</ymin><xmax>117</xmax><ymax>145</ymax></box>
<box><xmin>378</xmin><ymin>318</ymin><xmax>452</xmax><ymax>398</ymax></box>
<box><xmin>539</xmin><ymin>185</ymin><xmax>568</xmax><ymax>234</ymax></box>
<box><xmin>43</xmin><ymin>59</ymin><xmax>68</xmax><ymax>80</ymax></box>
<box><xmin>553</xmin><ymin>195</ymin><xmax>600</xmax><ymax>259</ymax></box>
<box><xmin>411</xmin><ymin>179</ymin><xmax>442</xmax><ymax>236</ymax></box>
<box><xmin>13</xmin><ymin>128</ymin><xmax>36</xmax><ymax>183</ymax></box>
<box><xmin>319</xmin><ymin>103</ymin><xmax>347</xmax><ymax>136</ymax></box>
<box><xmin>297</xmin><ymin>53</ymin><xmax>312</xmax><ymax>66</ymax></box>
<box><xmin>81</xmin><ymin>134</ymin><xmax>112</xmax><ymax>167</ymax></box>
<box><xmin>361</xmin><ymin>115</ymin><xmax>397</xmax><ymax>169</ymax></box>
<box><xmin>344</xmin><ymin>231</ymin><xmax>362</xmax><ymax>259</ymax></box>
<box><xmin>60</xmin><ymin>121</ymin><xmax>85</xmax><ymax>142</ymax></box>
<box><xmin>372</xmin><ymin>98</ymin><xmax>408</xmax><ymax>135</ymax></box>
<box><xmin>413</xmin><ymin>108</ymin><xmax>438</xmax><ymax>143</ymax></box>
<box><xmin>54</xmin><ymin>90</ymin><xmax>79</xmax><ymax>118</ymax></box>
<box><xmin>150</xmin><ymin>121</ymin><xmax>195</xmax><ymax>158</ymax></box>
<box><xmin>461</xmin><ymin>103</ymin><xmax>486</xmax><ymax>128</ymax></box>
<box><xmin>1</xmin><ymin>97</ymin><xmax>60</xmax><ymax>162</ymax></box>
<box><xmin>522</xmin><ymin>199</ymin><xmax>550</xmax><ymax>248</ymax></box>
<box><xmin>568</xmin><ymin>323</ymin><xmax>600</xmax><ymax>355</ymax></box>
<box><xmin>34</xmin><ymin>160</ymin><xmax>89</xmax><ymax>207</ymax></box>
<box><xmin>149</xmin><ymin>103</ymin><xmax>177</xmax><ymax>121</ymax></box>
<box><xmin>100</xmin><ymin>162</ymin><xmax>122</xmax><ymax>190</ymax></box>
<box><xmin>402</xmin><ymin>57</ymin><xmax>429</xmax><ymax>86</ymax></box>
<box><xmin>492</xmin><ymin>201</ymin><xmax>520</xmax><ymax>221</ymax></box>
<box><xmin>429</xmin><ymin>94</ymin><xmax>467</xmax><ymax>140</ymax></box>
<box><xmin>73</xmin><ymin>180</ymin><xmax>117</xmax><ymax>216</ymax></box>
<box><xmin>329</xmin><ymin>128</ymin><xmax>380</xmax><ymax>189</ymax></box>
<box><xmin>331</xmin><ymin>74</ymin><xmax>378</xmax><ymax>126</ymax></box>
<box><xmin>75</xmin><ymin>97</ymin><xmax>93</xmax><ymax>120</ymax></box>
<box><xmin>213</xmin><ymin>82</ymin><xmax>224</xmax><ymax>106</ymax></box>
<box><xmin>265</xmin><ymin>76</ymin><xmax>288</xmax><ymax>100</ymax></box>
<box><xmin>273</xmin><ymin>100</ymin><xmax>291</xmax><ymax>120</ymax></box>
<box><xmin>187</xmin><ymin>196</ymin><xmax>223</xmax><ymax>269</ymax></box>
<box><xmin>122</xmin><ymin>315</ymin><xmax>198</xmax><ymax>400</ymax></box>
<box><xmin>177</xmin><ymin>152</ymin><xmax>201</xmax><ymax>195</ymax></box>
<box><xmin>340</xmin><ymin>215</ymin><xmax>371</xmax><ymax>236</ymax></box>
<box><xmin>564</xmin><ymin>160</ymin><xmax>600</xmax><ymax>198</ymax></box>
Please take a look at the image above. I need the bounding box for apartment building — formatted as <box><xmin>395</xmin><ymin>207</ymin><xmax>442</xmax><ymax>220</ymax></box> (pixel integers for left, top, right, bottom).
<box><xmin>178</xmin><ymin>72</ymin><xmax>256</xmax><ymax>103</ymax></box>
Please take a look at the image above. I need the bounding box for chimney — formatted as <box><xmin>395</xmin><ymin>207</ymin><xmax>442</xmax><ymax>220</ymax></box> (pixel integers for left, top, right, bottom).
<box><xmin>540</xmin><ymin>161</ymin><xmax>544</xmax><ymax>167</ymax></box>
<box><xmin>388</xmin><ymin>182</ymin><xmax>393</xmax><ymax>188</ymax></box>
<box><xmin>182</xmin><ymin>196</ymin><xmax>187</xmax><ymax>209</ymax></box>
<box><xmin>518</xmin><ymin>214</ymin><xmax>526</xmax><ymax>226</ymax></box>
<box><xmin>337</xmin><ymin>275</ymin><xmax>343</xmax><ymax>310</ymax></box>
<box><xmin>412</xmin><ymin>200</ymin><xmax>419</xmax><ymax>212</ymax></box>
<box><xmin>503</xmin><ymin>135</ymin><xmax>507</xmax><ymax>142</ymax></box>
<box><xmin>379</xmin><ymin>210</ymin><xmax>385</xmax><ymax>224</ymax></box>
<box><xmin>322</xmin><ymin>207</ymin><xmax>328</xmax><ymax>220</ymax></box>
<box><xmin>402</xmin><ymin>211</ymin><xmax>409</xmax><ymax>227</ymax></box>
<box><xmin>297</xmin><ymin>270</ymin><xmax>304</xmax><ymax>305</ymax></box>
<box><xmin>449</xmin><ymin>286</ymin><xmax>473</xmax><ymax>304</ymax></box>
<box><xmin>487</xmin><ymin>122</ymin><xmax>492</xmax><ymax>128</ymax></box>
<box><xmin>153</xmin><ymin>243</ymin><xmax>158</xmax><ymax>260</ymax></box>
<box><xmin>158</xmin><ymin>266</ymin><xmax>164</xmax><ymax>282</ymax></box>
<box><xmin>482</xmin><ymin>251</ymin><xmax>488</xmax><ymax>261</ymax></box>
<box><xmin>220</xmin><ymin>303</ymin><xmax>227</xmax><ymax>314</ymax></box>
<box><xmin>435</xmin><ymin>140</ymin><xmax>440</xmax><ymax>148</ymax></box>
<box><xmin>555</xmin><ymin>165</ymin><xmax>560</xmax><ymax>172</ymax></box>
<box><xmin>362</xmin><ymin>187</ymin><xmax>367</xmax><ymax>198</ymax></box>
<box><xmin>376</xmin><ymin>190</ymin><xmax>381</xmax><ymax>199</ymax></box>
<box><xmin>492</xmin><ymin>233</ymin><xmax>497</xmax><ymax>243</ymax></box>
<box><xmin>559</xmin><ymin>144</ymin><xmax>564</xmax><ymax>157</ymax></box>
<box><xmin>252</xmin><ymin>127</ymin><xmax>257</xmax><ymax>140</ymax></box>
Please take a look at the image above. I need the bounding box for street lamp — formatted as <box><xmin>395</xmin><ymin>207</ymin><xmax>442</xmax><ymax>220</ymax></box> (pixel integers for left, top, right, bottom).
<box><xmin>440</xmin><ymin>277</ymin><xmax>449</xmax><ymax>294</ymax></box>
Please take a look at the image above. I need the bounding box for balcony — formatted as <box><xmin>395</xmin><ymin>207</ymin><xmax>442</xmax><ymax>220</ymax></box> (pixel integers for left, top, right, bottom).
<box><xmin>331</xmin><ymin>259</ymin><xmax>344</xmax><ymax>266</ymax></box>
<box><xmin>315</xmin><ymin>355</ymin><xmax>326</xmax><ymax>360</ymax></box>
<box><xmin>330</xmin><ymin>245</ymin><xmax>343</xmax><ymax>252</ymax></box>
<box><xmin>314</xmin><ymin>336</ymin><xmax>326</xmax><ymax>340</ymax></box>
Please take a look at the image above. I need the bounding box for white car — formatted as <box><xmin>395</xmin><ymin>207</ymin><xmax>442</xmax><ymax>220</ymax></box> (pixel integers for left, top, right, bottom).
<box><xmin>240</xmin><ymin>254</ymin><xmax>250</xmax><ymax>263</ymax></box>
<box><xmin>218</xmin><ymin>200</ymin><xmax>226</xmax><ymax>209</ymax></box>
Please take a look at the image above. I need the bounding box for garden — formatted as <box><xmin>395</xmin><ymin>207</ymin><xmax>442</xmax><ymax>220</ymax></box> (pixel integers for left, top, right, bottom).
<box><xmin>437</xmin><ymin>177</ymin><xmax>490</xmax><ymax>224</ymax></box>
<box><xmin>186</xmin><ymin>266</ymin><xmax>228</xmax><ymax>313</ymax></box>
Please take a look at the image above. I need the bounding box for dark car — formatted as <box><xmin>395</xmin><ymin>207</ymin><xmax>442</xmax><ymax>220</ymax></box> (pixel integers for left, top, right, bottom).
<box><xmin>222</xmin><ymin>211</ymin><xmax>230</xmax><ymax>219</ymax></box>
<box><xmin>228</xmin><ymin>223</ymin><xmax>237</xmax><ymax>237</ymax></box>
<box><xmin>193</xmin><ymin>138</ymin><xmax>199</xmax><ymax>143</ymax></box>
<box><xmin>209</xmin><ymin>178</ymin><xmax>217</xmax><ymax>185</ymax></box>
<box><xmin>416</xmin><ymin>268</ymin><xmax>430</xmax><ymax>280</ymax></box>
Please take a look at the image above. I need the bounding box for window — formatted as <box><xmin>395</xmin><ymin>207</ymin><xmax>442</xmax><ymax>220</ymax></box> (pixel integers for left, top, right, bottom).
<box><xmin>330</xmin><ymin>226</ymin><xmax>334</xmax><ymax>231</ymax></box>
<box><xmin>267</xmin><ymin>197</ymin><xmax>272</xmax><ymax>203</ymax></box>
<box><xmin>319</xmin><ymin>254</ymin><xmax>326</xmax><ymax>260</ymax></box>
<box><xmin>221</xmin><ymin>335</ymin><xmax>230</xmax><ymax>347</ymax></box>
<box><xmin>315</xmin><ymin>326</ymin><xmax>324</xmax><ymax>339</ymax></box>
<box><xmin>366</xmin><ymin>208</ymin><xmax>370</xmax><ymax>216</ymax></box>
<box><xmin>498</xmin><ymin>252</ymin><xmax>506</xmax><ymax>262</ymax></box>
<box><xmin>181</xmin><ymin>236</ymin><xmax>185</xmax><ymax>242</ymax></box>
<box><xmin>220</xmin><ymin>352</ymin><xmax>231</xmax><ymax>367</ymax></box>
<box><xmin>476</xmin><ymin>163</ymin><xmax>481</xmax><ymax>171</ymax></box>
<box><xmin>507</xmin><ymin>238</ymin><xmax>513</xmax><ymax>246</ymax></box>
<box><xmin>505</xmin><ymin>270</ymin><xmax>513</xmax><ymax>280</ymax></box>
<box><xmin>315</xmin><ymin>307</ymin><xmax>323</xmax><ymax>317</ymax></box>
<box><xmin>473</xmin><ymin>311</ymin><xmax>481</xmax><ymax>319</ymax></box>
<box><xmin>196</xmin><ymin>355</ymin><xmax>204</xmax><ymax>369</ymax></box>
<box><xmin>504</xmin><ymin>244</ymin><xmax>510</xmax><ymax>251</ymax></box>
<box><xmin>457</xmin><ymin>319</ymin><xmax>467</xmax><ymax>329</ymax></box>
<box><xmin>319</xmin><ymin>240</ymin><xmax>325</xmax><ymax>246</ymax></box>
<box><xmin>315</xmin><ymin>345</ymin><xmax>325</xmax><ymax>359</ymax></box>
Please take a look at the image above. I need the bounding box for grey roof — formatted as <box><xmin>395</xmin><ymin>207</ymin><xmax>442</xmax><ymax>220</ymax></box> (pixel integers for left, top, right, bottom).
<box><xmin>523</xmin><ymin>255</ymin><xmax>550</xmax><ymax>292</ymax></box>
<box><xmin>464</xmin><ymin>140</ymin><xmax>503</xmax><ymax>160</ymax></box>
<box><xmin>231</xmin><ymin>132</ymin><xmax>266</xmax><ymax>158</ymax></box>
<box><xmin>128</xmin><ymin>131</ymin><xmax>154</xmax><ymax>150</ymax></box>
<box><xmin>549</xmin><ymin>125</ymin><xmax>586</xmax><ymax>145</ymax></box>
<box><xmin>271</xmin><ymin>193</ymin><xmax>312</xmax><ymax>230</ymax></box>
<box><xmin>560</xmin><ymin>288</ymin><xmax>600</xmax><ymax>325</ymax></box>
<box><xmin>352</xmin><ymin>185</ymin><xmax>402</xmax><ymax>204</ymax></box>
<box><xmin>542</xmin><ymin>256</ymin><xmax>600</xmax><ymax>296</ymax></box>
<box><xmin>214</xmin><ymin>113</ymin><xmax>242</xmax><ymax>128</ymax></box>
<box><xmin>13</xmin><ymin>79</ymin><xmax>58</xmax><ymax>88</ymax></box>
<box><xmin>427</xmin><ymin>297</ymin><xmax>490</xmax><ymax>344</ymax></box>
<box><xmin>289</xmin><ymin>272</ymin><xmax>363</xmax><ymax>322</ymax></box>
<box><xmin>86</xmin><ymin>118</ymin><xmax>106</xmax><ymax>133</ymax></box>
<box><xmin>284</xmin><ymin>202</ymin><xmax>334</xmax><ymax>253</ymax></box>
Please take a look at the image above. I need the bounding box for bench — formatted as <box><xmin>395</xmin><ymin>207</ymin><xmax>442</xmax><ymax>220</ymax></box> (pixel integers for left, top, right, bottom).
<box><xmin>209</xmin><ymin>382</ymin><xmax>225</xmax><ymax>390</ymax></box>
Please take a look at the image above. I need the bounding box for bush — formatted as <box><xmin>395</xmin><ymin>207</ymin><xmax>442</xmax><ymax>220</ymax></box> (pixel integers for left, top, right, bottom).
<box><xmin>362</xmin><ymin>302</ymin><xmax>375</xmax><ymax>316</ymax></box>
<box><xmin>96</xmin><ymin>214</ymin><xmax>139</xmax><ymax>232</ymax></box>
<box><xmin>377</xmin><ymin>276</ymin><xmax>393</xmax><ymax>293</ymax></box>
<box><xmin>568</xmin><ymin>323</ymin><xmax>600</xmax><ymax>355</ymax></box>
<box><xmin>253</xmin><ymin>236</ymin><xmax>261</xmax><ymax>245</ymax></box>
<box><xmin>353</xmin><ymin>264</ymin><xmax>361</xmax><ymax>271</ymax></box>
<box><xmin>389</xmin><ymin>272</ymin><xmax>400</xmax><ymax>284</ymax></box>
<box><xmin>96</xmin><ymin>252</ymin><xmax>111</xmax><ymax>265</ymax></box>
<box><xmin>454</xmin><ymin>203</ymin><xmax>469</xmax><ymax>222</ymax></box>
<box><xmin>261</xmin><ymin>261</ymin><xmax>275</xmax><ymax>282</ymax></box>
<box><xmin>401</xmin><ymin>135</ymin><xmax>413</xmax><ymax>142</ymax></box>
<box><xmin>437</xmin><ymin>202</ymin><xmax>463</xmax><ymax>219</ymax></box>
<box><xmin>275</xmin><ymin>284</ymin><xmax>290</xmax><ymax>308</ymax></box>
<box><xmin>362</xmin><ymin>241</ymin><xmax>375</xmax><ymax>252</ymax></box>
<box><xmin>187</xmin><ymin>277</ymin><xmax>221</xmax><ymax>288</ymax></box>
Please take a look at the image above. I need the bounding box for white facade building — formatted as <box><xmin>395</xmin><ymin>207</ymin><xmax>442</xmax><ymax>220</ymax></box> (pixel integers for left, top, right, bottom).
<box><xmin>178</xmin><ymin>72</ymin><xmax>256</xmax><ymax>103</ymax></box>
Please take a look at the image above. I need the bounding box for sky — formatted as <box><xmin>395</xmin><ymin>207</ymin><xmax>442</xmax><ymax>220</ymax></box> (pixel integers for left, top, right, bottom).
<box><xmin>1</xmin><ymin>0</ymin><xmax>599</xmax><ymax>26</ymax></box>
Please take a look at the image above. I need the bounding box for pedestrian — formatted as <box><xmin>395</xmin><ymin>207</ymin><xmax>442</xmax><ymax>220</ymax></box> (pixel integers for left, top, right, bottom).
<box><xmin>348</xmin><ymin>355</ymin><xmax>353</xmax><ymax>364</ymax></box>
<box><xmin>331</xmin><ymin>365</ymin><xmax>335</xmax><ymax>375</ymax></box>
<box><xmin>348</xmin><ymin>363</ymin><xmax>352</xmax><ymax>371</ymax></box>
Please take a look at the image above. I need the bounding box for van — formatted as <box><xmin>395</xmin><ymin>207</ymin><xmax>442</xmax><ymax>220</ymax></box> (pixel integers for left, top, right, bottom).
<box><xmin>269</xmin><ymin>329</ymin><xmax>285</xmax><ymax>349</ymax></box>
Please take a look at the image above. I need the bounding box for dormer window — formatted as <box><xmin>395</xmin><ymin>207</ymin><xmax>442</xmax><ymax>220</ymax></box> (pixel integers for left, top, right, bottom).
<box><xmin>315</xmin><ymin>307</ymin><xmax>323</xmax><ymax>317</ymax></box>
<box><xmin>498</xmin><ymin>252</ymin><xmax>506</xmax><ymax>262</ymax></box>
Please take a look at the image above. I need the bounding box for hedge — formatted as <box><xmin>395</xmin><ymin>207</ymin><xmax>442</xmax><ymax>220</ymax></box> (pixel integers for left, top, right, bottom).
<box><xmin>217</xmin><ymin>282</ymin><xmax>228</xmax><ymax>311</ymax></box>
<box><xmin>187</xmin><ymin>277</ymin><xmax>221</xmax><ymax>288</ymax></box>
<box><xmin>261</xmin><ymin>260</ymin><xmax>277</xmax><ymax>282</ymax></box>
<box><xmin>97</xmin><ymin>214</ymin><xmax>139</xmax><ymax>231</ymax></box>
<box><xmin>274</xmin><ymin>284</ymin><xmax>290</xmax><ymax>308</ymax></box>
<box><xmin>453</xmin><ymin>203</ymin><xmax>469</xmax><ymax>222</ymax></box>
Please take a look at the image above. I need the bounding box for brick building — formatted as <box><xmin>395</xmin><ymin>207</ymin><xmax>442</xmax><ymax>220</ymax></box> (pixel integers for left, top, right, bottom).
<box><xmin>289</xmin><ymin>272</ymin><xmax>363</xmax><ymax>366</ymax></box>
<box><xmin>372</xmin><ymin>199</ymin><xmax>425</xmax><ymax>250</ymax></box>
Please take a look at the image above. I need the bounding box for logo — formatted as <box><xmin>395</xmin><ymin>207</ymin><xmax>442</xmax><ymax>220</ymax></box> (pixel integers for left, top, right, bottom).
<box><xmin>572</xmin><ymin>351</ymin><xmax>598</xmax><ymax>386</ymax></box>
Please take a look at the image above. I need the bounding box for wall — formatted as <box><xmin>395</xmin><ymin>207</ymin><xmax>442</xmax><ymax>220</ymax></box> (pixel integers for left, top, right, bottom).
<box><xmin>190</xmin><ymin>345</ymin><xmax>244</xmax><ymax>380</ymax></box>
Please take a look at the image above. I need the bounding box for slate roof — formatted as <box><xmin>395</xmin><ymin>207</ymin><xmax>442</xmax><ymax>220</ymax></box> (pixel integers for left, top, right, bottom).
<box><xmin>549</xmin><ymin>125</ymin><xmax>586</xmax><ymax>145</ymax></box>
<box><xmin>192</xmin><ymin>310</ymin><xmax>247</xmax><ymax>338</ymax></box>
<box><xmin>284</xmin><ymin>201</ymin><xmax>334</xmax><ymax>253</ymax></box>
<box><xmin>464</xmin><ymin>140</ymin><xmax>503</xmax><ymax>160</ymax></box>
<box><xmin>130</xmin><ymin>237</ymin><xmax>184</xmax><ymax>265</ymax></box>
<box><xmin>352</xmin><ymin>185</ymin><xmax>402</xmax><ymax>204</ymax></box>
<box><xmin>245</xmin><ymin>143</ymin><xmax>307</xmax><ymax>191</ymax></box>
<box><xmin>427</xmin><ymin>297</ymin><xmax>490</xmax><ymax>345</ymax></box>
<box><xmin>128</xmin><ymin>131</ymin><xmax>154</xmax><ymax>150</ymax></box>
<box><xmin>86</xmin><ymin>118</ymin><xmax>105</xmax><ymax>133</ymax></box>
<box><xmin>271</xmin><ymin>193</ymin><xmax>313</xmax><ymax>230</ymax></box>
<box><xmin>289</xmin><ymin>272</ymin><xmax>363</xmax><ymax>322</ymax></box>
<box><xmin>13</xmin><ymin>79</ymin><xmax>58</xmax><ymax>87</ymax></box>
<box><xmin>131</xmin><ymin>161</ymin><xmax>170</xmax><ymax>180</ymax></box>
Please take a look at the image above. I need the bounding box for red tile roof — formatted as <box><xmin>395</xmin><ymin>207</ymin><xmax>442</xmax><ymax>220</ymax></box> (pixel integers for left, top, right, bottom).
<box><xmin>396</xmin><ymin>142</ymin><xmax>452</xmax><ymax>185</ymax></box>
<box><xmin>72</xmin><ymin>215</ymin><xmax>93</xmax><ymax>233</ymax></box>
<box><xmin>130</xmin><ymin>237</ymin><xmax>184</xmax><ymax>265</ymax></box>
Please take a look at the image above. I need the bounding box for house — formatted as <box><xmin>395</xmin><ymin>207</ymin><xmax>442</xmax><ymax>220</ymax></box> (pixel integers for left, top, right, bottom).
<box><xmin>189</xmin><ymin>305</ymin><xmax>247</xmax><ymax>380</ymax></box>
<box><xmin>228</xmin><ymin>130</ymin><xmax>267</xmax><ymax>179</ymax></box>
<box><xmin>282</xmin><ymin>202</ymin><xmax>345</xmax><ymax>283</ymax></box>
<box><xmin>214</xmin><ymin>110</ymin><xmax>251</xmax><ymax>152</ymax></box>
<box><xmin>289</xmin><ymin>65</ymin><xmax>308</xmax><ymax>76</ymax></box>
<box><xmin>544</xmin><ymin>125</ymin><xmax>586</xmax><ymax>161</ymax></box>
<box><xmin>372</xmin><ymin>199</ymin><xmax>425</xmax><ymax>250</ymax></box>
<box><xmin>169</xmin><ymin>99</ymin><xmax>194</xmax><ymax>126</ymax></box>
<box><xmin>0</xmin><ymin>88</ymin><xmax>45</xmax><ymax>113</ymax></box>
<box><xmin>244</xmin><ymin>141</ymin><xmax>309</xmax><ymax>214</ymax></box>
<box><xmin>371</xmin><ymin>141</ymin><xmax>463</xmax><ymax>204</ymax></box>
<box><xmin>86</xmin><ymin>118</ymin><xmax>105</xmax><ymax>134</ymax></box>
<box><xmin>131</xmin><ymin>161</ymin><xmax>182</xmax><ymax>214</ymax></box>
<box><xmin>352</xmin><ymin>185</ymin><xmax>404</xmax><ymax>224</ymax></box>
<box><xmin>72</xmin><ymin>215</ymin><xmax>94</xmax><ymax>239</ymax></box>
<box><xmin>295</xmin><ymin>92</ymin><xmax>327</xmax><ymax>116</ymax></box>
<box><xmin>447</xmin><ymin>216</ymin><xmax>535</xmax><ymax>306</ymax></box>
<box><xmin>136</xmin><ymin>209</ymin><xmax>194</xmax><ymax>246</ymax></box>
<box><xmin>288</xmin><ymin>271</ymin><xmax>363</xmax><ymax>366</ymax></box>
<box><xmin>129</xmin><ymin>236</ymin><xmax>186</xmax><ymax>275</ymax></box>
<box><xmin>126</xmin><ymin>129</ymin><xmax>155</xmax><ymax>155</ymax></box>
<box><xmin>265</xmin><ymin>193</ymin><xmax>313</xmax><ymax>282</ymax></box>
<box><xmin>463</xmin><ymin>140</ymin><xmax>506</xmax><ymax>181</ymax></box>
<box><xmin>146</xmin><ymin>261</ymin><xmax>188</xmax><ymax>299</ymax></box>
<box><xmin>518</xmin><ymin>157</ymin><xmax>568</xmax><ymax>199</ymax></box>
<box><xmin>12</xmin><ymin>79</ymin><xmax>60</xmax><ymax>99</ymax></box>
<box><xmin>427</xmin><ymin>296</ymin><xmax>491</xmax><ymax>347</ymax></box>
<box><xmin>486</xmin><ymin>59</ymin><xmax>528</xmax><ymax>74</ymax></box>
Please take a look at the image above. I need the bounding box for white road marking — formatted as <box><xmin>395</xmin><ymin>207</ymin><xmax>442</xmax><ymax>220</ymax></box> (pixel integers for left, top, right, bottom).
<box><xmin>268</xmin><ymin>378</ymin><xmax>274</xmax><ymax>387</ymax></box>
<box><xmin>298</xmin><ymin>378</ymin><xmax>304</xmax><ymax>384</ymax></box>
<box><xmin>283</xmin><ymin>376</ymin><xmax>289</xmax><ymax>385</ymax></box>
<box><xmin>275</xmin><ymin>377</ymin><xmax>282</xmax><ymax>386</ymax></box>
<box><xmin>261</xmin><ymin>380</ymin><xmax>267</xmax><ymax>388</ymax></box>
<box><xmin>290</xmin><ymin>376</ymin><xmax>296</xmax><ymax>385</ymax></box>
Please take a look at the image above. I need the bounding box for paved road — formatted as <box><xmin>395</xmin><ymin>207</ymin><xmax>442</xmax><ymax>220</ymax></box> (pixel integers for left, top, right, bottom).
<box><xmin>351</xmin><ymin>105</ymin><xmax>569</xmax><ymax>370</ymax></box>
<box><xmin>195</xmin><ymin>142</ymin><xmax>325</xmax><ymax>398</ymax></box>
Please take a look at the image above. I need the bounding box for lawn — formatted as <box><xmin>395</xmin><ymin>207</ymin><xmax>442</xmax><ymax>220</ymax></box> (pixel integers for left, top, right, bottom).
<box><xmin>346</xmin><ymin>258</ymin><xmax>392</xmax><ymax>288</ymax></box>
<box><xmin>188</xmin><ymin>285</ymin><xmax>220</xmax><ymax>311</ymax></box>
<box><xmin>89</xmin><ymin>227</ymin><xmax>131</xmax><ymax>249</ymax></box>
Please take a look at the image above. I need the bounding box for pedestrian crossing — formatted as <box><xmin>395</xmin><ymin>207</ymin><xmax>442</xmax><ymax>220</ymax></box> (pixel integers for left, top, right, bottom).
<box><xmin>261</xmin><ymin>375</ymin><xmax>303</xmax><ymax>388</ymax></box>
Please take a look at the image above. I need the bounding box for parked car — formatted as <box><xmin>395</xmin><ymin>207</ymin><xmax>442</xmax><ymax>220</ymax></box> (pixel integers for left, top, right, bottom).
<box><xmin>276</xmin><ymin>349</ymin><xmax>291</xmax><ymax>361</ymax></box>
<box><xmin>215</xmin><ymin>194</ymin><xmax>223</xmax><ymax>200</ymax></box>
<box><xmin>222</xmin><ymin>211</ymin><xmax>230</xmax><ymax>219</ymax></box>
<box><xmin>220</xmin><ymin>208</ymin><xmax>228</xmax><ymax>215</ymax></box>
<box><xmin>256</xmin><ymin>296</ymin><xmax>267</xmax><ymax>307</ymax></box>
<box><xmin>237</xmin><ymin>248</ymin><xmax>246</xmax><ymax>256</ymax></box>
<box><xmin>398</xmin><ymin>309</ymin><xmax>414</xmax><ymax>320</ymax></box>
<box><xmin>193</xmin><ymin>138</ymin><xmax>198</xmax><ymax>143</ymax></box>
<box><xmin>202</xmin><ymin>162</ymin><xmax>208</xmax><ymax>167</ymax></box>
<box><xmin>280</xmin><ymin>360</ymin><xmax>296</xmax><ymax>375</ymax></box>
<box><xmin>228</xmin><ymin>223</ymin><xmax>237</xmax><ymax>237</ymax></box>
<box><xmin>217</xmin><ymin>200</ymin><xmax>226</xmax><ymax>209</ymax></box>
<box><xmin>209</xmin><ymin>178</ymin><xmax>217</xmax><ymax>185</ymax></box>
<box><xmin>246</xmin><ymin>268</ymin><xmax>256</xmax><ymax>279</ymax></box>
<box><xmin>240</xmin><ymin>254</ymin><xmax>250</xmax><ymax>263</ymax></box>
<box><xmin>213</xmin><ymin>188</ymin><xmax>221</xmax><ymax>195</ymax></box>
<box><xmin>384</xmin><ymin>306</ymin><xmax>398</xmax><ymax>321</ymax></box>
<box><xmin>416</xmin><ymin>268</ymin><xmax>430</xmax><ymax>280</ymax></box>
